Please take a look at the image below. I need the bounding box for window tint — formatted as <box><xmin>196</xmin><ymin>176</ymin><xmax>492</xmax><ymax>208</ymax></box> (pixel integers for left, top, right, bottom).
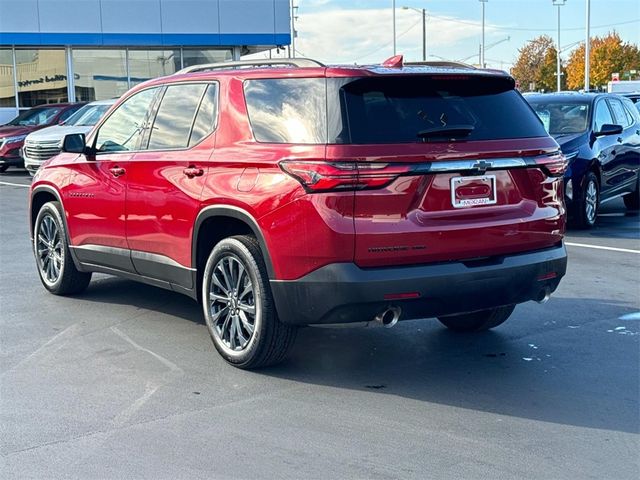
<box><xmin>58</xmin><ymin>107</ymin><xmax>80</xmax><ymax>124</ymax></box>
<box><xmin>96</xmin><ymin>88</ymin><xmax>158</xmax><ymax>152</ymax></box>
<box><xmin>593</xmin><ymin>101</ymin><xmax>614</xmax><ymax>131</ymax></box>
<box><xmin>147</xmin><ymin>83</ymin><xmax>206</xmax><ymax>150</ymax></box>
<box><xmin>336</xmin><ymin>76</ymin><xmax>547</xmax><ymax>144</ymax></box>
<box><xmin>622</xmin><ymin>98</ymin><xmax>639</xmax><ymax>123</ymax></box>
<box><xmin>244</xmin><ymin>78</ymin><xmax>327</xmax><ymax>143</ymax></box>
<box><xmin>526</xmin><ymin>101</ymin><xmax>589</xmax><ymax>135</ymax></box>
<box><xmin>608</xmin><ymin>98</ymin><xmax>631</xmax><ymax>128</ymax></box>
<box><xmin>189</xmin><ymin>84</ymin><xmax>218</xmax><ymax>146</ymax></box>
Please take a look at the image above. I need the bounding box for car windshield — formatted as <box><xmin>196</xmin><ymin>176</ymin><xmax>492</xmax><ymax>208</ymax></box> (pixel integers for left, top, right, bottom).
<box><xmin>6</xmin><ymin>107</ymin><xmax>62</xmax><ymax>126</ymax></box>
<box><xmin>64</xmin><ymin>104</ymin><xmax>111</xmax><ymax>126</ymax></box>
<box><xmin>527</xmin><ymin>100</ymin><xmax>590</xmax><ymax>135</ymax></box>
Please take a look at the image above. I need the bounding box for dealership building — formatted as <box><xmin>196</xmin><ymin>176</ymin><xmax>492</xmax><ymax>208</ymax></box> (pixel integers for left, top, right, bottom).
<box><xmin>0</xmin><ymin>0</ymin><xmax>291</xmax><ymax>123</ymax></box>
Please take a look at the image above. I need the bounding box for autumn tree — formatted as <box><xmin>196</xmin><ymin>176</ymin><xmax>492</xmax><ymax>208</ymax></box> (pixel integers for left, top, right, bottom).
<box><xmin>511</xmin><ymin>35</ymin><xmax>564</xmax><ymax>92</ymax></box>
<box><xmin>566</xmin><ymin>31</ymin><xmax>640</xmax><ymax>90</ymax></box>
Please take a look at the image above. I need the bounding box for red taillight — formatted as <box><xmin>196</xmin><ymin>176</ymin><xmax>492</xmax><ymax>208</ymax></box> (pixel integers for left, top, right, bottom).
<box><xmin>532</xmin><ymin>152</ymin><xmax>568</xmax><ymax>177</ymax></box>
<box><xmin>280</xmin><ymin>161</ymin><xmax>412</xmax><ymax>192</ymax></box>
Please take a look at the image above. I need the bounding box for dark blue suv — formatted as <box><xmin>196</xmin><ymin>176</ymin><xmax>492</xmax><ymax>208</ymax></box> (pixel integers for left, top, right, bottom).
<box><xmin>526</xmin><ymin>92</ymin><xmax>640</xmax><ymax>228</ymax></box>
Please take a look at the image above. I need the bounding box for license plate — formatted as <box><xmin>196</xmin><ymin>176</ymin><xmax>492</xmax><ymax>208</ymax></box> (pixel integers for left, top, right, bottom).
<box><xmin>451</xmin><ymin>175</ymin><xmax>497</xmax><ymax>208</ymax></box>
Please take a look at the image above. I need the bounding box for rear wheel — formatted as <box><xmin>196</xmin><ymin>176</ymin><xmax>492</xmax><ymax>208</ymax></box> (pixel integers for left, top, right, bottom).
<box><xmin>438</xmin><ymin>305</ymin><xmax>515</xmax><ymax>332</ymax></box>
<box><xmin>201</xmin><ymin>235</ymin><xmax>297</xmax><ymax>369</ymax></box>
<box><xmin>572</xmin><ymin>171</ymin><xmax>599</xmax><ymax>229</ymax></box>
<box><xmin>34</xmin><ymin>201</ymin><xmax>92</xmax><ymax>295</ymax></box>
<box><xmin>623</xmin><ymin>177</ymin><xmax>639</xmax><ymax>210</ymax></box>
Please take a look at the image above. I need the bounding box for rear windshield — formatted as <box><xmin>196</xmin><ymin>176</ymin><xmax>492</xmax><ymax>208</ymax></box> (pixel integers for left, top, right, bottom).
<box><xmin>243</xmin><ymin>76</ymin><xmax>547</xmax><ymax>144</ymax></box>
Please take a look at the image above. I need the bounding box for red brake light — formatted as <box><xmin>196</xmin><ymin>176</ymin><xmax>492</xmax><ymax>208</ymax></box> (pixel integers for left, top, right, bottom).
<box><xmin>533</xmin><ymin>152</ymin><xmax>568</xmax><ymax>177</ymax></box>
<box><xmin>279</xmin><ymin>161</ymin><xmax>412</xmax><ymax>192</ymax></box>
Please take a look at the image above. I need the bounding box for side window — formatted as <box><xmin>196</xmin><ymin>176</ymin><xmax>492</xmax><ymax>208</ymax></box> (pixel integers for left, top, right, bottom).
<box><xmin>147</xmin><ymin>83</ymin><xmax>206</xmax><ymax>150</ymax></box>
<box><xmin>189</xmin><ymin>83</ymin><xmax>218</xmax><ymax>146</ymax></box>
<box><xmin>621</xmin><ymin>98</ymin><xmax>638</xmax><ymax>125</ymax></box>
<box><xmin>58</xmin><ymin>107</ymin><xmax>79</xmax><ymax>124</ymax></box>
<box><xmin>593</xmin><ymin>101</ymin><xmax>614</xmax><ymax>132</ymax></box>
<box><xmin>608</xmin><ymin>98</ymin><xmax>631</xmax><ymax>128</ymax></box>
<box><xmin>96</xmin><ymin>88</ymin><xmax>158</xmax><ymax>152</ymax></box>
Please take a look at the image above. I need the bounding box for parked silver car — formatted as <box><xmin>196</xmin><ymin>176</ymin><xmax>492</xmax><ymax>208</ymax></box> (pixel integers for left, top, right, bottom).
<box><xmin>22</xmin><ymin>99</ymin><xmax>116</xmax><ymax>175</ymax></box>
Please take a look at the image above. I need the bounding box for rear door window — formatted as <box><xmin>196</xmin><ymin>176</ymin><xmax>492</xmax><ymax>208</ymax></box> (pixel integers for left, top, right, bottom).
<box><xmin>189</xmin><ymin>83</ymin><xmax>218</xmax><ymax>147</ymax></box>
<box><xmin>147</xmin><ymin>83</ymin><xmax>207</xmax><ymax>150</ymax></box>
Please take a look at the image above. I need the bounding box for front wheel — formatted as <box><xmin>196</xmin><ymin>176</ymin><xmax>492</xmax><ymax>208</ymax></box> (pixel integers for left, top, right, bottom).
<box><xmin>0</xmin><ymin>165</ymin><xmax>8</xmax><ymax>173</ymax></box>
<box><xmin>201</xmin><ymin>235</ymin><xmax>297</xmax><ymax>369</ymax></box>
<box><xmin>438</xmin><ymin>305</ymin><xmax>515</xmax><ymax>332</ymax></box>
<box><xmin>34</xmin><ymin>201</ymin><xmax>92</xmax><ymax>295</ymax></box>
<box><xmin>572</xmin><ymin>172</ymin><xmax>599</xmax><ymax>229</ymax></box>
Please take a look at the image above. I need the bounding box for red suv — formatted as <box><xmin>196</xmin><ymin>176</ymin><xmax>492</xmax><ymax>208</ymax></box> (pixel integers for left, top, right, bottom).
<box><xmin>29</xmin><ymin>57</ymin><xmax>568</xmax><ymax>369</ymax></box>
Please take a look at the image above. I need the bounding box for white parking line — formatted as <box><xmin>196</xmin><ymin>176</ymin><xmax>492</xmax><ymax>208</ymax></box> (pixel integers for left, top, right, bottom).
<box><xmin>565</xmin><ymin>242</ymin><xmax>640</xmax><ymax>255</ymax></box>
<box><xmin>0</xmin><ymin>181</ymin><xmax>30</xmax><ymax>188</ymax></box>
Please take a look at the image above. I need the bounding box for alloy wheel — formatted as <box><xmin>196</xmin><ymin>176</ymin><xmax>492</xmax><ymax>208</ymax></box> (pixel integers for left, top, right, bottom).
<box><xmin>208</xmin><ymin>255</ymin><xmax>257</xmax><ymax>352</ymax></box>
<box><xmin>36</xmin><ymin>214</ymin><xmax>63</xmax><ymax>284</ymax></box>
<box><xmin>585</xmin><ymin>180</ymin><xmax>598</xmax><ymax>224</ymax></box>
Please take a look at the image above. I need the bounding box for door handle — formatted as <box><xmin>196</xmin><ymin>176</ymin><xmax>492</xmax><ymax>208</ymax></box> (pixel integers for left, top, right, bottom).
<box><xmin>109</xmin><ymin>166</ymin><xmax>125</xmax><ymax>177</ymax></box>
<box><xmin>183</xmin><ymin>166</ymin><xmax>204</xmax><ymax>178</ymax></box>
<box><xmin>616</xmin><ymin>137</ymin><xmax>623</xmax><ymax>143</ymax></box>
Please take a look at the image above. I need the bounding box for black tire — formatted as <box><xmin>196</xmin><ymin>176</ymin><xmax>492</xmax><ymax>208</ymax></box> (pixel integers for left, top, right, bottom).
<box><xmin>438</xmin><ymin>305</ymin><xmax>515</xmax><ymax>332</ymax></box>
<box><xmin>0</xmin><ymin>165</ymin><xmax>8</xmax><ymax>173</ymax></box>
<box><xmin>571</xmin><ymin>171</ymin><xmax>599</xmax><ymax>229</ymax></box>
<box><xmin>623</xmin><ymin>177</ymin><xmax>639</xmax><ymax>210</ymax></box>
<box><xmin>201</xmin><ymin>235</ymin><xmax>297</xmax><ymax>369</ymax></box>
<box><xmin>33</xmin><ymin>201</ymin><xmax>92</xmax><ymax>295</ymax></box>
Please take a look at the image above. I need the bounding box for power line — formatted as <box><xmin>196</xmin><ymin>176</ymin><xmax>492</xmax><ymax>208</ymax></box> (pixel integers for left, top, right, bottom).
<box><xmin>354</xmin><ymin>18</ymin><xmax>422</xmax><ymax>62</ymax></box>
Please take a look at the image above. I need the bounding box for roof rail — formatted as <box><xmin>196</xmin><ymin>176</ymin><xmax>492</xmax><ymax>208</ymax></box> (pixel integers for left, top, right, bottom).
<box><xmin>405</xmin><ymin>61</ymin><xmax>476</xmax><ymax>70</ymax></box>
<box><xmin>176</xmin><ymin>58</ymin><xmax>325</xmax><ymax>74</ymax></box>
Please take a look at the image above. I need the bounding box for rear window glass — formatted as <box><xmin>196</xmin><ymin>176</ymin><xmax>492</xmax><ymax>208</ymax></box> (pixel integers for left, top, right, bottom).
<box><xmin>244</xmin><ymin>78</ymin><xmax>327</xmax><ymax>144</ymax></box>
<box><xmin>337</xmin><ymin>76</ymin><xmax>548</xmax><ymax>143</ymax></box>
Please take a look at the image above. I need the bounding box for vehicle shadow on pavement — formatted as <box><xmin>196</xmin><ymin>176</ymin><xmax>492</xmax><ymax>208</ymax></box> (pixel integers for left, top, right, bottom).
<box><xmin>264</xmin><ymin>297</ymin><xmax>639</xmax><ymax>435</ymax></box>
<box><xmin>74</xmin><ymin>277</ymin><xmax>638</xmax><ymax>434</ymax></box>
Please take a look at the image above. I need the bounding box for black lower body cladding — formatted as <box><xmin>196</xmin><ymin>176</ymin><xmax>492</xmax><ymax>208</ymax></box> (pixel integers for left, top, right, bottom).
<box><xmin>270</xmin><ymin>244</ymin><xmax>567</xmax><ymax>325</ymax></box>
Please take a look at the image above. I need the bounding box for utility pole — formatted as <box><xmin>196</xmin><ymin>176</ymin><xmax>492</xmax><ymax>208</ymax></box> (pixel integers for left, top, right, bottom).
<box><xmin>290</xmin><ymin>1</ymin><xmax>298</xmax><ymax>58</ymax></box>
<box><xmin>393</xmin><ymin>0</ymin><xmax>397</xmax><ymax>55</ymax></box>
<box><xmin>479</xmin><ymin>0</ymin><xmax>488</xmax><ymax>68</ymax></box>
<box><xmin>585</xmin><ymin>0</ymin><xmax>591</xmax><ymax>90</ymax></box>
<box><xmin>553</xmin><ymin>0</ymin><xmax>567</xmax><ymax>92</ymax></box>
<box><xmin>422</xmin><ymin>8</ymin><xmax>427</xmax><ymax>61</ymax></box>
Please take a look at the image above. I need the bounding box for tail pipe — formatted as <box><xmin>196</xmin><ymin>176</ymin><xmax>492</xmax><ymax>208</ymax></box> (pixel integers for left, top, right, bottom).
<box><xmin>374</xmin><ymin>306</ymin><xmax>402</xmax><ymax>328</ymax></box>
<box><xmin>535</xmin><ymin>286</ymin><xmax>552</xmax><ymax>304</ymax></box>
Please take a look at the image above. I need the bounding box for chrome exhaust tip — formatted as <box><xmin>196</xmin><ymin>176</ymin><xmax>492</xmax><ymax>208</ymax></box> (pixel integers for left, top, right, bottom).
<box><xmin>536</xmin><ymin>287</ymin><xmax>552</xmax><ymax>304</ymax></box>
<box><xmin>374</xmin><ymin>306</ymin><xmax>402</xmax><ymax>328</ymax></box>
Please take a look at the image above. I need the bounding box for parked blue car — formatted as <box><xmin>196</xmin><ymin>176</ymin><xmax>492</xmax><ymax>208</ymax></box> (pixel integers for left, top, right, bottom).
<box><xmin>526</xmin><ymin>92</ymin><xmax>640</xmax><ymax>228</ymax></box>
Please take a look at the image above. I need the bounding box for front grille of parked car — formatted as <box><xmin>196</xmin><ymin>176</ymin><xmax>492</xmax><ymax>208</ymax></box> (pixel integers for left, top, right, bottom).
<box><xmin>25</xmin><ymin>140</ymin><xmax>61</xmax><ymax>162</ymax></box>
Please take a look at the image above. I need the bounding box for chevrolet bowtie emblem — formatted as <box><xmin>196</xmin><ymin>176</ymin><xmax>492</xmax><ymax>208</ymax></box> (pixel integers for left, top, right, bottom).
<box><xmin>471</xmin><ymin>160</ymin><xmax>492</xmax><ymax>174</ymax></box>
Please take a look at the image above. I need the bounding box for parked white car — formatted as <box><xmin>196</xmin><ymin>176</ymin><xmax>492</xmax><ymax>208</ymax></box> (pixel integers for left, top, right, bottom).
<box><xmin>22</xmin><ymin>99</ymin><xmax>116</xmax><ymax>175</ymax></box>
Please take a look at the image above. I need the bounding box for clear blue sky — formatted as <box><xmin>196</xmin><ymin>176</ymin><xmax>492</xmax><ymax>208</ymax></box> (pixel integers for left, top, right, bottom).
<box><xmin>282</xmin><ymin>0</ymin><xmax>639</xmax><ymax>69</ymax></box>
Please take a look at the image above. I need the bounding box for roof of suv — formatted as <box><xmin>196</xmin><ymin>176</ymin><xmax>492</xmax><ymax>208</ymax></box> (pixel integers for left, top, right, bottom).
<box><xmin>137</xmin><ymin>56</ymin><xmax>513</xmax><ymax>90</ymax></box>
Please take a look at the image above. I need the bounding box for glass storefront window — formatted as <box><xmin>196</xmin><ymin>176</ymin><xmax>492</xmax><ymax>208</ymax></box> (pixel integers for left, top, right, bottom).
<box><xmin>15</xmin><ymin>49</ymin><xmax>68</xmax><ymax>107</ymax></box>
<box><xmin>73</xmin><ymin>49</ymin><xmax>127</xmax><ymax>102</ymax></box>
<box><xmin>0</xmin><ymin>49</ymin><xmax>16</xmax><ymax>108</ymax></box>
<box><xmin>128</xmin><ymin>50</ymin><xmax>181</xmax><ymax>87</ymax></box>
<box><xmin>182</xmin><ymin>49</ymin><xmax>233</xmax><ymax>69</ymax></box>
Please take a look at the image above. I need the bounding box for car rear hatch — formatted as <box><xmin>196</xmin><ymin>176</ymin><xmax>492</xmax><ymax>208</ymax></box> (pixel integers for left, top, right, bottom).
<box><xmin>325</xmin><ymin>72</ymin><xmax>566</xmax><ymax>268</ymax></box>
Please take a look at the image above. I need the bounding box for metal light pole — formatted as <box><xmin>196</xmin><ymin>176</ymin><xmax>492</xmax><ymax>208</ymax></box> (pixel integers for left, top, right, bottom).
<box><xmin>553</xmin><ymin>0</ymin><xmax>566</xmax><ymax>92</ymax></box>
<box><xmin>402</xmin><ymin>6</ymin><xmax>427</xmax><ymax>61</ymax></box>
<box><xmin>290</xmin><ymin>1</ymin><xmax>298</xmax><ymax>58</ymax></box>
<box><xmin>585</xmin><ymin>0</ymin><xmax>591</xmax><ymax>90</ymax></box>
<box><xmin>479</xmin><ymin>0</ymin><xmax>488</xmax><ymax>68</ymax></box>
<box><xmin>393</xmin><ymin>0</ymin><xmax>397</xmax><ymax>55</ymax></box>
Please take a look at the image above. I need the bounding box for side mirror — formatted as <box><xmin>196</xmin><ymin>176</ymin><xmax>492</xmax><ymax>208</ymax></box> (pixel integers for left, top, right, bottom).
<box><xmin>594</xmin><ymin>124</ymin><xmax>623</xmax><ymax>137</ymax></box>
<box><xmin>62</xmin><ymin>133</ymin><xmax>87</xmax><ymax>154</ymax></box>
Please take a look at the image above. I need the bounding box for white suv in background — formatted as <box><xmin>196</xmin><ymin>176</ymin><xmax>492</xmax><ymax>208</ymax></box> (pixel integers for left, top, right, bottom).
<box><xmin>22</xmin><ymin>99</ymin><xmax>116</xmax><ymax>175</ymax></box>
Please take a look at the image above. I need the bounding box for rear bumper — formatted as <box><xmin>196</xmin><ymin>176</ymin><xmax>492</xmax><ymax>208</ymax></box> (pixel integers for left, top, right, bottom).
<box><xmin>270</xmin><ymin>244</ymin><xmax>567</xmax><ymax>325</ymax></box>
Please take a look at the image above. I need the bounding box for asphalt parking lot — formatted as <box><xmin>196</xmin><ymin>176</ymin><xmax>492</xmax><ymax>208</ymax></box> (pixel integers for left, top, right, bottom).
<box><xmin>1</xmin><ymin>170</ymin><xmax>639</xmax><ymax>480</ymax></box>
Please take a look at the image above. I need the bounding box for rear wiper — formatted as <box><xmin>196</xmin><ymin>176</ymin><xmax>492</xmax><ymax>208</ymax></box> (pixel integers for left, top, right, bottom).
<box><xmin>416</xmin><ymin>125</ymin><xmax>475</xmax><ymax>139</ymax></box>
